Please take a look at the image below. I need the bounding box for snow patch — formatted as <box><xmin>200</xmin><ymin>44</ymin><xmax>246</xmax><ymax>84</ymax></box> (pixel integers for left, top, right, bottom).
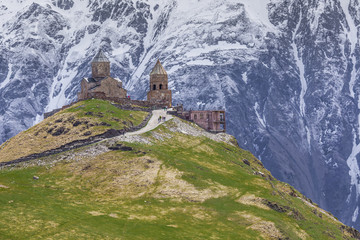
<box><xmin>305</xmin><ymin>126</ymin><xmax>311</xmax><ymax>146</ymax></box>
<box><xmin>223</xmin><ymin>76</ymin><xmax>239</xmax><ymax>95</ymax></box>
<box><xmin>0</xmin><ymin>63</ymin><xmax>13</xmax><ymax>89</ymax></box>
<box><xmin>167</xmin><ymin>65</ymin><xmax>182</xmax><ymax>74</ymax></box>
<box><xmin>341</xmin><ymin>0</ymin><xmax>360</xmax><ymax>204</ymax></box>
<box><xmin>346</xmin><ymin>131</ymin><xmax>360</xmax><ymax>201</ymax></box>
<box><xmin>353</xmin><ymin>206</ymin><xmax>359</xmax><ymax>222</ymax></box>
<box><xmin>46</xmin><ymin>29</ymin><xmax>94</xmax><ymax>111</ymax></box>
<box><xmin>242</xmin><ymin>72</ymin><xmax>248</xmax><ymax>84</ymax></box>
<box><xmin>33</xmin><ymin>114</ymin><xmax>43</xmax><ymax>125</ymax></box>
<box><xmin>291</xmin><ymin>10</ymin><xmax>307</xmax><ymax>117</ymax></box>
<box><xmin>239</xmin><ymin>0</ymin><xmax>276</xmax><ymax>31</ymax></box>
<box><xmin>340</xmin><ymin>0</ymin><xmax>358</xmax><ymax>98</ymax></box>
<box><xmin>185</xmin><ymin>42</ymin><xmax>247</xmax><ymax>58</ymax></box>
<box><xmin>254</xmin><ymin>102</ymin><xmax>266</xmax><ymax>128</ymax></box>
<box><xmin>187</xmin><ymin>59</ymin><xmax>214</xmax><ymax>66</ymax></box>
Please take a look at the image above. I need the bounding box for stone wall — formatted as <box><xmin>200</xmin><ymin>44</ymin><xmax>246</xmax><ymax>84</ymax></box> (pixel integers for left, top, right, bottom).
<box><xmin>147</xmin><ymin>89</ymin><xmax>172</xmax><ymax>107</ymax></box>
<box><xmin>91</xmin><ymin>77</ymin><xmax>127</xmax><ymax>99</ymax></box>
<box><xmin>78</xmin><ymin>79</ymin><xmax>97</xmax><ymax>100</ymax></box>
<box><xmin>81</xmin><ymin>94</ymin><xmax>170</xmax><ymax>109</ymax></box>
<box><xmin>147</xmin><ymin>72</ymin><xmax>172</xmax><ymax>107</ymax></box>
<box><xmin>92</xmin><ymin>61</ymin><xmax>110</xmax><ymax>79</ymax></box>
<box><xmin>149</xmin><ymin>74</ymin><xmax>169</xmax><ymax>90</ymax></box>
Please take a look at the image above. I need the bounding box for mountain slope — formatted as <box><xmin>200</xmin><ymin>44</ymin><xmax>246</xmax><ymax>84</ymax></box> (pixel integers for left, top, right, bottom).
<box><xmin>2</xmin><ymin>0</ymin><xmax>360</xmax><ymax>229</ymax></box>
<box><xmin>0</xmin><ymin>102</ymin><xmax>359</xmax><ymax>239</ymax></box>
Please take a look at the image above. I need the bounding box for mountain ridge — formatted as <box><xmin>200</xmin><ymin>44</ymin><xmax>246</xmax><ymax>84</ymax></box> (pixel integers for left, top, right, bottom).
<box><xmin>0</xmin><ymin>99</ymin><xmax>359</xmax><ymax>239</ymax></box>
<box><xmin>2</xmin><ymin>0</ymin><xmax>360</xmax><ymax>229</ymax></box>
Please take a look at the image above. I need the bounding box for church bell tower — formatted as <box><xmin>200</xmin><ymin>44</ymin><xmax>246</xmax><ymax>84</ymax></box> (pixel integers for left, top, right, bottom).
<box><xmin>91</xmin><ymin>49</ymin><xmax>110</xmax><ymax>80</ymax></box>
<box><xmin>147</xmin><ymin>60</ymin><xmax>172</xmax><ymax>107</ymax></box>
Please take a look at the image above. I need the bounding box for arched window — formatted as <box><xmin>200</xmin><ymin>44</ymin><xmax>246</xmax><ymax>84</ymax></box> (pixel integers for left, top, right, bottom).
<box><xmin>194</xmin><ymin>114</ymin><xmax>197</xmax><ymax>120</ymax></box>
<box><xmin>159</xmin><ymin>84</ymin><xmax>163</xmax><ymax>90</ymax></box>
<box><xmin>153</xmin><ymin>84</ymin><xmax>156</xmax><ymax>90</ymax></box>
<box><xmin>166</xmin><ymin>84</ymin><xmax>168</xmax><ymax>89</ymax></box>
<box><xmin>220</xmin><ymin>113</ymin><xmax>224</xmax><ymax>121</ymax></box>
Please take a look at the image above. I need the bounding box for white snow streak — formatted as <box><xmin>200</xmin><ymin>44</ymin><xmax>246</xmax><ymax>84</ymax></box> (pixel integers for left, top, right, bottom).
<box><xmin>340</xmin><ymin>0</ymin><xmax>360</xmax><ymax>202</ymax></box>
<box><xmin>291</xmin><ymin>12</ymin><xmax>307</xmax><ymax>117</ymax></box>
<box><xmin>347</xmin><ymin>131</ymin><xmax>360</xmax><ymax>201</ymax></box>
<box><xmin>0</xmin><ymin>64</ymin><xmax>13</xmax><ymax>89</ymax></box>
<box><xmin>353</xmin><ymin>206</ymin><xmax>359</xmax><ymax>223</ymax></box>
<box><xmin>340</xmin><ymin>0</ymin><xmax>358</xmax><ymax>98</ymax></box>
<box><xmin>254</xmin><ymin>102</ymin><xmax>266</xmax><ymax>128</ymax></box>
<box><xmin>242</xmin><ymin>72</ymin><xmax>248</xmax><ymax>84</ymax></box>
<box><xmin>185</xmin><ymin>42</ymin><xmax>248</xmax><ymax>58</ymax></box>
<box><xmin>291</xmin><ymin>8</ymin><xmax>311</xmax><ymax>147</ymax></box>
<box><xmin>305</xmin><ymin>126</ymin><xmax>311</xmax><ymax>146</ymax></box>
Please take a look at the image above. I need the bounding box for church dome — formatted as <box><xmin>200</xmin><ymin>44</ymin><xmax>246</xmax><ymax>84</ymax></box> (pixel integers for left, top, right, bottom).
<box><xmin>92</xmin><ymin>49</ymin><xmax>110</xmax><ymax>63</ymax></box>
<box><xmin>150</xmin><ymin>59</ymin><xmax>167</xmax><ymax>75</ymax></box>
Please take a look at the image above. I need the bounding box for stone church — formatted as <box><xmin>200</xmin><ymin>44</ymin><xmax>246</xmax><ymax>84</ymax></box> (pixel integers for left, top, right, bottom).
<box><xmin>78</xmin><ymin>50</ymin><xmax>127</xmax><ymax>100</ymax></box>
<box><xmin>75</xmin><ymin>50</ymin><xmax>225</xmax><ymax>132</ymax></box>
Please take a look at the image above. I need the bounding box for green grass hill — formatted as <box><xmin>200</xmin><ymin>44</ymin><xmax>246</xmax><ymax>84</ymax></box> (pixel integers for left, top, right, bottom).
<box><xmin>0</xmin><ymin>100</ymin><xmax>358</xmax><ymax>239</ymax></box>
<box><xmin>0</xmin><ymin>99</ymin><xmax>149</xmax><ymax>163</ymax></box>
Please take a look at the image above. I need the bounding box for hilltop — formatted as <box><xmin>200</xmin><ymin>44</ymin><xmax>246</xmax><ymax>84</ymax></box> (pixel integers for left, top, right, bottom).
<box><xmin>0</xmin><ymin>99</ymin><xmax>149</xmax><ymax>163</ymax></box>
<box><xmin>0</xmin><ymin>99</ymin><xmax>359</xmax><ymax>239</ymax></box>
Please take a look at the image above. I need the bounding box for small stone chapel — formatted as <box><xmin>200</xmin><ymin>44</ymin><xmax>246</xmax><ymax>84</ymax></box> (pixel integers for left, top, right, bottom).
<box><xmin>78</xmin><ymin>50</ymin><xmax>127</xmax><ymax>100</ymax></box>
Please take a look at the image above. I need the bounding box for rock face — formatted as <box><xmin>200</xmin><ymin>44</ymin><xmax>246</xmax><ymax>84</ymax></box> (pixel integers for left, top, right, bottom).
<box><xmin>1</xmin><ymin>0</ymin><xmax>360</xmax><ymax>228</ymax></box>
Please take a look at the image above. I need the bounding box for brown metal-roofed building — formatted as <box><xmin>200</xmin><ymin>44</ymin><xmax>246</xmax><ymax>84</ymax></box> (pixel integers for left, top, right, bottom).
<box><xmin>173</xmin><ymin>105</ymin><xmax>226</xmax><ymax>133</ymax></box>
<box><xmin>189</xmin><ymin>110</ymin><xmax>225</xmax><ymax>132</ymax></box>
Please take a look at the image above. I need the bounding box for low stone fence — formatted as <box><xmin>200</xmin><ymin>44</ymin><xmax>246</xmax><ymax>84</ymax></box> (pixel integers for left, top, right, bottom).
<box><xmin>0</xmin><ymin>111</ymin><xmax>153</xmax><ymax>168</ymax></box>
<box><xmin>112</xmin><ymin>103</ymin><xmax>152</xmax><ymax>112</ymax></box>
<box><xmin>80</xmin><ymin>94</ymin><xmax>169</xmax><ymax>109</ymax></box>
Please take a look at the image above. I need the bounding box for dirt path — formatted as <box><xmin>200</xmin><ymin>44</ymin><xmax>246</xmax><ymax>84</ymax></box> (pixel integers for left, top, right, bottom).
<box><xmin>0</xmin><ymin>109</ymin><xmax>174</xmax><ymax>168</ymax></box>
<box><xmin>126</xmin><ymin>109</ymin><xmax>173</xmax><ymax>136</ymax></box>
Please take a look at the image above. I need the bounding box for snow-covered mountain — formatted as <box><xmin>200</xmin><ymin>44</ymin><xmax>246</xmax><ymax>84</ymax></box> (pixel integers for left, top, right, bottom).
<box><xmin>1</xmin><ymin>0</ymin><xmax>360</xmax><ymax>228</ymax></box>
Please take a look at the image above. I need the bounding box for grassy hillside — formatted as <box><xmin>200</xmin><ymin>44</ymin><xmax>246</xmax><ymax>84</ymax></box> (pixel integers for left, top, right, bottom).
<box><xmin>0</xmin><ymin>103</ymin><xmax>358</xmax><ymax>239</ymax></box>
<box><xmin>0</xmin><ymin>99</ymin><xmax>148</xmax><ymax>163</ymax></box>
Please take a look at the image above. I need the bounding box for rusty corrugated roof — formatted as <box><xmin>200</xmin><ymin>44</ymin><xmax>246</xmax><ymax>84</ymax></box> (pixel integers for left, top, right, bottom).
<box><xmin>92</xmin><ymin>49</ymin><xmax>110</xmax><ymax>63</ymax></box>
<box><xmin>150</xmin><ymin>59</ymin><xmax>167</xmax><ymax>75</ymax></box>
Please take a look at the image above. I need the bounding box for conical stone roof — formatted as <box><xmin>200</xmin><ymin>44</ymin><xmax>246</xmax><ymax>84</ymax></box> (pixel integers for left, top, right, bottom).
<box><xmin>92</xmin><ymin>49</ymin><xmax>110</xmax><ymax>63</ymax></box>
<box><xmin>150</xmin><ymin>59</ymin><xmax>167</xmax><ymax>75</ymax></box>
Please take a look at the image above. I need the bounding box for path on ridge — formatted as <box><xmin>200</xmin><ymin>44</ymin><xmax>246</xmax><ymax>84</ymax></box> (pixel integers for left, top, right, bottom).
<box><xmin>0</xmin><ymin>109</ymin><xmax>175</xmax><ymax>168</ymax></box>
<box><xmin>126</xmin><ymin>109</ymin><xmax>173</xmax><ymax>136</ymax></box>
